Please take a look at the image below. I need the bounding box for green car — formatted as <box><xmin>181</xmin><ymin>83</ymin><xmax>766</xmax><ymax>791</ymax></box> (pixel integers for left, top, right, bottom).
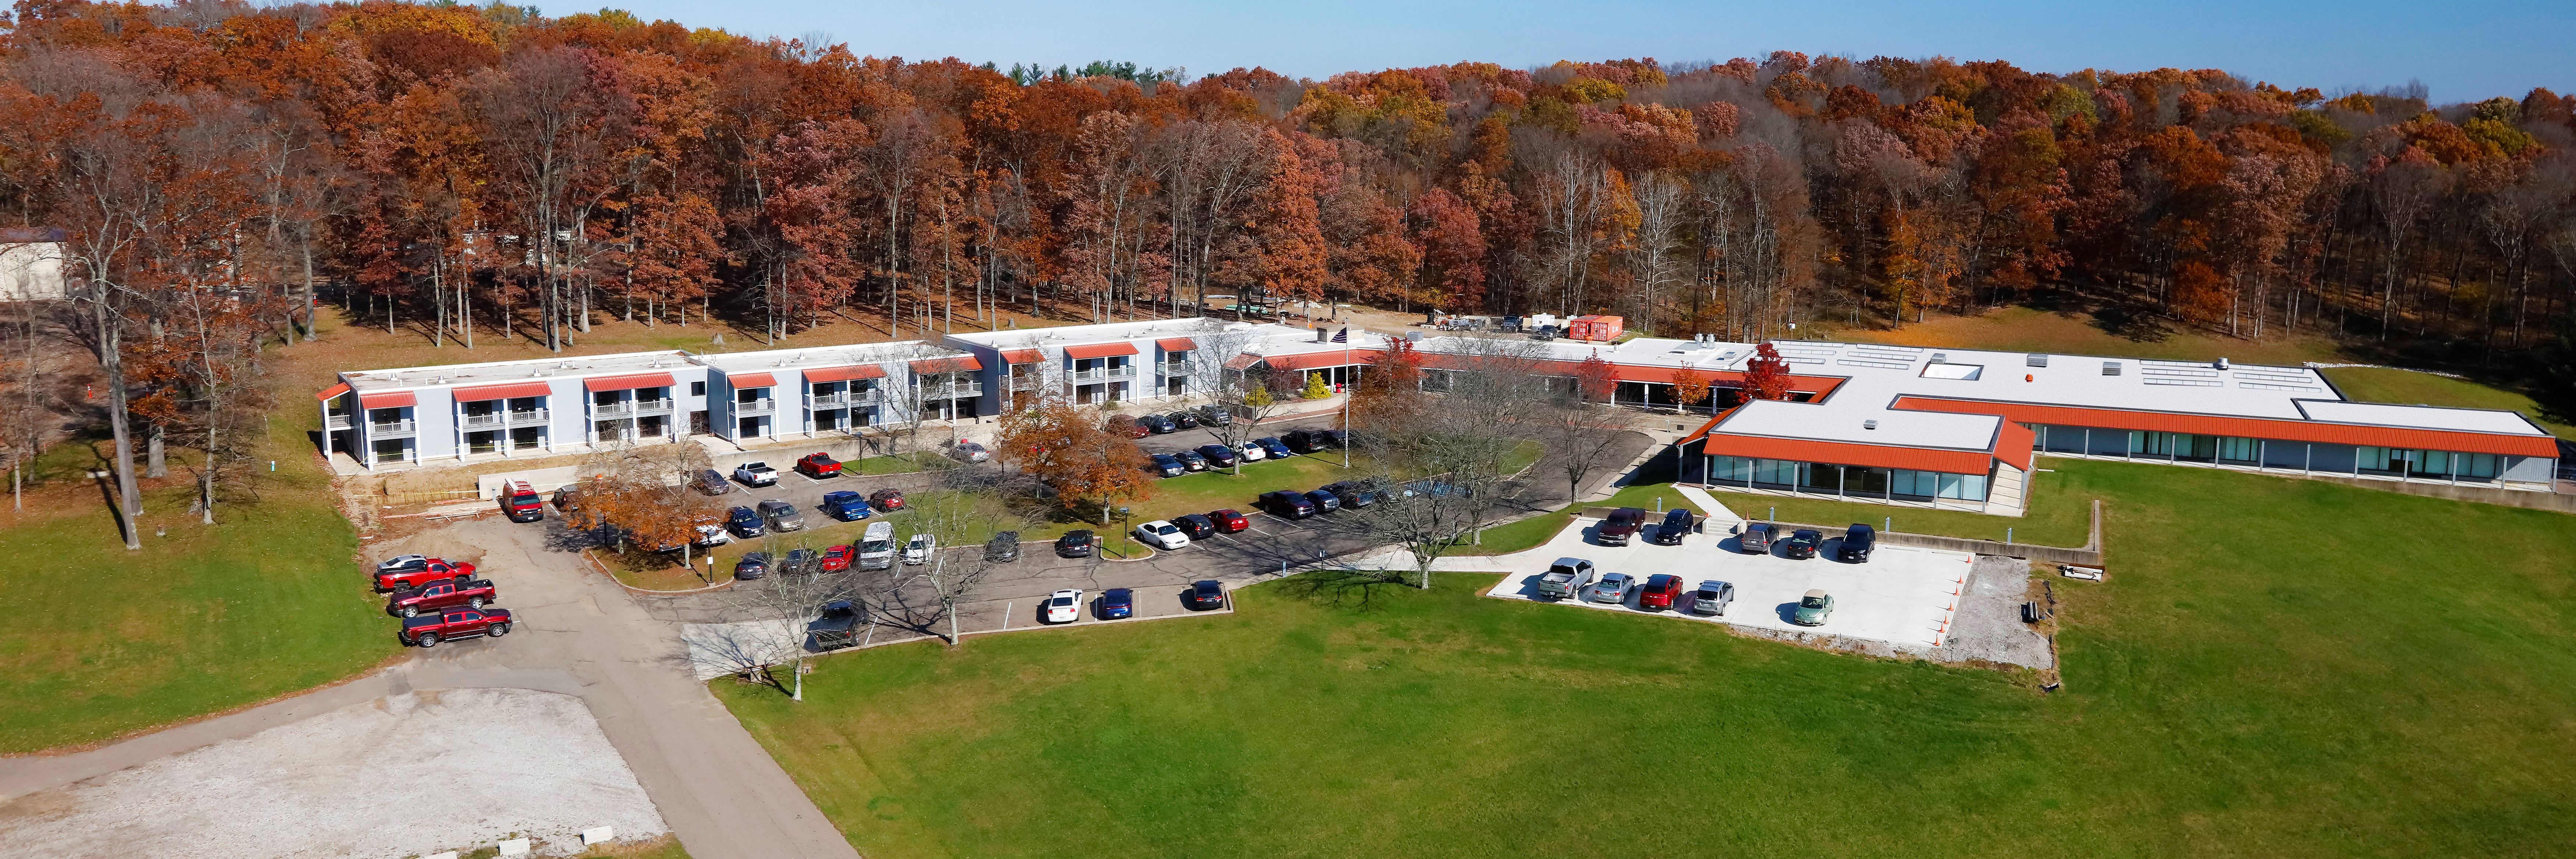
<box><xmin>1792</xmin><ymin>589</ymin><xmax>1833</xmax><ymax>626</ymax></box>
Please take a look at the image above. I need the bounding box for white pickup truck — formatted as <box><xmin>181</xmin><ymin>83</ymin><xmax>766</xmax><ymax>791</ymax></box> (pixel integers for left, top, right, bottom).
<box><xmin>732</xmin><ymin>462</ymin><xmax>778</xmax><ymax>487</ymax></box>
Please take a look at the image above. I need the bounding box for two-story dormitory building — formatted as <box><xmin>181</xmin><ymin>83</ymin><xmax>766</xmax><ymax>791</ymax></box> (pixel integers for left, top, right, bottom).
<box><xmin>322</xmin><ymin>322</ymin><xmax>2563</xmax><ymax>508</ymax></box>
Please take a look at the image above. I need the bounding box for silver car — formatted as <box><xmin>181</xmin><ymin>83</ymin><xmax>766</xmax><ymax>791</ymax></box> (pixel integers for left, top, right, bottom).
<box><xmin>1686</xmin><ymin>580</ymin><xmax>1736</xmax><ymax>616</ymax></box>
<box><xmin>1586</xmin><ymin>572</ymin><xmax>1635</xmax><ymax>604</ymax></box>
<box><xmin>757</xmin><ymin>499</ymin><xmax>804</xmax><ymax>531</ymax></box>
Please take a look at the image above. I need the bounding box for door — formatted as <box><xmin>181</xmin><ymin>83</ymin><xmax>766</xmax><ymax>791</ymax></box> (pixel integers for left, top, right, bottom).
<box><xmin>738</xmin><ymin>416</ymin><xmax>759</xmax><ymax>437</ymax></box>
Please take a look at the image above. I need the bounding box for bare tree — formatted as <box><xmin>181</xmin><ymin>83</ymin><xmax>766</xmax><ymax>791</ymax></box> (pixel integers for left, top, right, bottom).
<box><xmin>692</xmin><ymin>566</ymin><xmax>873</xmax><ymax>701</ymax></box>
<box><xmin>906</xmin><ymin>555</ymin><xmax>995</xmax><ymax>646</ymax></box>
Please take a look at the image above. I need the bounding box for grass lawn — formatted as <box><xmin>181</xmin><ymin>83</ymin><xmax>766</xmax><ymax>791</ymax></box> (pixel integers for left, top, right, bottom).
<box><xmin>0</xmin><ymin>410</ymin><xmax>398</xmax><ymax>753</ymax></box>
<box><xmin>2322</xmin><ymin>366</ymin><xmax>2576</xmax><ymax>440</ymax></box>
<box><xmin>718</xmin><ymin>459</ymin><xmax>2576</xmax><ymax>858</ymax></box>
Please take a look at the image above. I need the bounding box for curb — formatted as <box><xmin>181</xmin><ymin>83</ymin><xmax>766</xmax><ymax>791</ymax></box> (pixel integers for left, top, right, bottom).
<box><xmin>585</xmin><ymin>549</ymin><xmax>735</xmax><ymax>595</ymax></box>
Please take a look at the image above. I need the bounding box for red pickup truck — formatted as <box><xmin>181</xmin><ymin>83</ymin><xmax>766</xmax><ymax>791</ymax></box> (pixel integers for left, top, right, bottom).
<box><xmin>796</xmin><ymin>452</ymin><xmax>842</xmax><ymax>478</ymax></box>
<box><xmin>373</xmin><ymin>556</ymin><xmax>478</xmax><ymax>592</ymax></box>
<box><xmin>399</xmin><ymin>608</ymin><xmax>513</xmax><ymax>648</ymax></box>
<box><xmin>388</xmin><ymin>577</ymin><xmax>498</xmax><ymax>617</ymax></box>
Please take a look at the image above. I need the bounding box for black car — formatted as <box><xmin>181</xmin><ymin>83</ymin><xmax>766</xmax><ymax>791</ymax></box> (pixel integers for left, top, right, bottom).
<box><xmin>1099</xmin><ymin>587</ymin><xmax>1135</xmax><ymax>619</ymax></box>
<box><xmin>1149</xmin><ymin>453</ymin><xmax>1186</xmax><ymax>477</ymax></box>
<box><xmin>1261</xmin><ymin>489</ymin><xmax>1317</xmax><ymax>519</ymax></box>
<box><xmin>1652</xmin><ymin>508</ymin><xmax>1696</xmax><ymax>545</ymax></box>
<box><xmin>1783</xmin><ymin>529</ymin><xmax>1826</xmax><ymax>560</ymax></box>
<box><xmin>1174</xmin><ymin>449</ymin><xmax>1209</xmax><ymax>471</ymax></box>
<box><xmin>779</xmin><ymin>548</ymin><xmax>817</xmax><ymax>577</ymax></box>
<box><xmin>1323</xmin><ymin>481</ymin><xmax>1378</xmax><ymax>509</ymax></box>
<box><xmin>734</xmin><ymin>551</ymin><xmax>772</xmax><ymax>580</ymax></box>
<box><xmin>726</xmin><ymin>505</ymin><xmax>765</xmax><ymax>537</ymax></box>
<box><xmin>1140</xmin><ymin>413</ymin><xmax>1178</xmax><ymax>434</ymax></box>
<box><xmin>1168</xmin><ymin>410</ymin><xmax>1199</xmax><ymax>430</ymax></box>
<box><xmin>1056</xmin><ymin>530</ymin><xmax>1098</xmax><ymax>558</ymax></box>
<box><xmin>1191</xmin><ymin>404</ymin><xmax>1232</xmax><ymax>426</ymax></box>
<box><xmin>1186</xmin><ymin>579</ymin><xmax>1227</xmax><ymax>610</ymax></box>
<box><xmin>1837</xmin><ymin>523</ymin><xmax>1877</xmax><ymax>562</ymax></box>
<box><xmin>694</xmin><ymin>469</ymin><xmax>732</xmax><ymax>496</ymax></box>
<box><xmin>986</xmin><ymin>531</ymin><xmax>1021</xmax><ymax>562</ymax></box>
<box><xmin>1195</xmin><ymin>443</ymin><xmax>1238</xmax><ymax>468</ymax></box>
<box><xmin>1172</xmin><ymin>513</ymin><xmax>1217</xmax><ymax>540</ymax></box>
<box><xmin>1303</xmin><ymin>488</ymin><xmax>1342</xmax><ymax>513</ymax></box>
<box><xmin>1280</xmin><ymin>429</ymin><xmax>1330</xmax><ymax>453</ymax></box>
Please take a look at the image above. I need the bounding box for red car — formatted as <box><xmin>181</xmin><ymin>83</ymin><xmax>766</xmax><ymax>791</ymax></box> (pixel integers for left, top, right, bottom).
<box><xmin>388</xmin><ymin>577</ymin><xmax>497</xmax><ymax>617</ymax></box>
<box><xmin>819</xmin><ymin>544</ymin><xmax>854</xmax><ymax>572</ymax></box>
<box><xmin>796</xmin><ymin>452</ymin><xmax>842</xmax><ymax>478</ymax></box>
<box><xmin>1207</xmin><ymin>509</ymin><xmax>1250</xmax><ymax>533</ymax></box>
<box><xmin>1639</xmin><ymin>574</ymin><xmax>1684</xmax><ymax>610</ymax></box>
<box><xmin>374</xmin><ymin>556</ymin><xmax>477</xmax><ymax>592</ymax></box>
<box><xmin>1110</xmin><ymin>417</ymin><xmax>1148</xmax><ymax>439</ymax></box>
<box><xmin>869</xmin><ymin>488</ymin><xmax>906</xmax><ymax>512</ymax></box>
<box><xmin>400</xmin><ymin>608</ymin><xmax>513</xmax><ymax>648</ymax></box>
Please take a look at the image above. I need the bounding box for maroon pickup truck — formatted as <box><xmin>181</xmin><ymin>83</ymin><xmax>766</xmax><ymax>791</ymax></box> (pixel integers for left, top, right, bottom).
<box><xmin>399</xmin><ymin>608</ymin><xmax>512</xmax><ymax>648</ymax></box>
<box><xmin>373</xmin><ymin>556</ymin><xmax>477</xmax><ymax>592</ymax></box>
<box><xmin>387</xmin><ymin>577</ymin><xmax>497</xmax><ymax>617</ymax></box>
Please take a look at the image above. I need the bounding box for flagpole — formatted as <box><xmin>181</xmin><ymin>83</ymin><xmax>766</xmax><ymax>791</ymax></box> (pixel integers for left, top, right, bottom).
<box><xmin>1341</xmin><ymin>327</ymin><xmax>1351</xmax><ymax>469</ymax></box>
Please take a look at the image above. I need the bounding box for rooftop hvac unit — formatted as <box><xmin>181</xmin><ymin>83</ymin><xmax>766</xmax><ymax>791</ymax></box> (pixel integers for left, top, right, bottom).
<box><xmin>2215</xmin><ymin>357</ymin><xmax>2231</xmax><ymax>370</ymax></box>
<box><xmin>1406</xmin><ymin>331</ymin><xmax>1423</xmax><ymax>342</ymax></box>
<box><xmin>1928</xmin><ymin>353</ymin><xmax>1947</xmax><ymax>364</ymax></box>
<box><xmin>2026</xmin><ymin>354</ymin><xmax>2048</xmax><ymax>367</ymax></box>
<box><xmin>1864</xmin><ymin>420</ymin><xmax>1879</xmax><ymax>430</ymax></box>
<box><xmin>2102</xmin><ymin>361</ymin><xmax>2122</xmax><ymax>376</ymax></box>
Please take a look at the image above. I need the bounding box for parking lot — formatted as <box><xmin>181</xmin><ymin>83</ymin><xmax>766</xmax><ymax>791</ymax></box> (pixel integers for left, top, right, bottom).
<box><xmin>1484</xmin><ymin>516</ymin><xmax>1973</xmax><ymax>648</ymax></box>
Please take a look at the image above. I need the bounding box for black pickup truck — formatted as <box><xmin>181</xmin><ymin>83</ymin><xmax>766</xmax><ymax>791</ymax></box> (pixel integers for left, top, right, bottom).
<box><xmin>810</xmin><ymin>600</ymin><xmax>866</xmax><ymax>650</ymax></box>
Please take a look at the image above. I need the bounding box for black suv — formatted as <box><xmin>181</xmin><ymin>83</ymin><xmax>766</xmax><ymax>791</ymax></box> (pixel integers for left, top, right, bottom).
<box><xmin>1652</xmin><ymin>508</ymin><xmax>1696</xmax><ymax>545</ymax></box>
<box><xmin>1837</xmin><ymin>523</ymin><xmax>1876</xmax><ymax>562</ymax></box>
<box><xmin>727</xmin><ymin>505</ymin><xmax>765</xmax><ymax>537</ymax></box>
<box><xmin>1260</xmin><ymin>489</ymin><xmax>1317</xmax><ymax>519</ymax></box>
<box><xmin>1056</xmin><ymin>530</ymin><xmax>1098</xmax><ymax>558</ymax></box>
<box><xmin>1172</xmin><ymin>513</ymin><xmax>1217</xmax><ymax>540</ymax></box>
<box><xmin>1168</xmin><ymin>410</ymin><xmax>1199</xmax><ymax>430</ymax></box>
<box><xmin>1280</xmin><ymin>429</ymin><xmax>1331</xmax><ymax>453</ymax></box>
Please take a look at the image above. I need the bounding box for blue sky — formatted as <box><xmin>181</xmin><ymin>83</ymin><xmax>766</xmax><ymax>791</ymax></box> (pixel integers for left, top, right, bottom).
<box><xmin>602</xmin><ymin>1</ymin><xmax>2574</xmax><ymax>103</ymax></box>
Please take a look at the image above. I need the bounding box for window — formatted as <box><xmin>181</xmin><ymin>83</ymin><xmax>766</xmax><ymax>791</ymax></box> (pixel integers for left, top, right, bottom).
<box><xmin>1892</xmin><ymin>469</ymin><xmax>1940</xmax><ymax>497</ymax></box>
<box><xmin>2459</xmin><ymin>453</ymin><xmax>2498</xmax><ymax>478</ymax></box>
<box><xmin>2358</xmin><ymin>446</ymin><xmax>2410</xmax><ymax>472</ymax></box>
<box><xmin>1936</xmin><ymin>472</ymin><xmax>1988</xmax><ymax>501</ymax></box>
<box><xmin>691</xmin><ymin>381</ymin><xmax>707</xmax><ymax>397</ymax></box>
<box><xmin>1799</xmin><ymin>463</ymin><xmax>1841</xmax><ymax>492</ymax></box>
<box><xmin>1710</xmin><ymin>455</ymin><xmax>1751</xmax><ymax>482</ymax></box>
<box><xmin>2218</xmin><ymin>436</ymin><xmax>2258</xmax><ymax>462</ymax></box>
<box><xmin>1751</xmin><ymin>458</ymin><xmax>1796</xmax><ymax>486</ymax></box>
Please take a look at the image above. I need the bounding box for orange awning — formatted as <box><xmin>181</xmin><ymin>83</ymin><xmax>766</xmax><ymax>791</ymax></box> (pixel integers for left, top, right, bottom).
<box><xmin>315</xmin><ymin>382</ymin><xmax>351</xmax><ymax>402</ymax></box>
<box><xmin>801</xmin><ymin>364</ymin><xmax>887</xmax><ymax>383</ymax></box>
<box><xmin>1065</xmin><ymin>342</ymin><xmax>1139</xmax><ymax>360</ymax></box>
<box><xmin>1262</xmin><ymin>350</ymin><xmax>1372</xmax><ymax>371</ymax></box>
<box><xmin>583</xmin><ymin>372</ymin><xmax>676</xmax><ymax>392</ymax></box>
<box><xmin>358</xmin><ymin>390</ymin><xmax>416</xmax><ymax>409</ymax></box>
<box><xmin>1155</xmin><ymin>337</ymin><xmax>1197</xmax><ymax>352</ymax></box>
<box><xmin>1224</xmin><ymin>353</ymin><xmax>1263</xmax><ymax>371</ymax></box>
<box><xmin>1892</xmin><ymin>396</ymin><xmax>2563</xmax><ymax>457</ymax></box>
<box><xmin>725</xmin><ymin>372</ymin><xmax>776</xmax><ymax>388</ymax></box>
<box><xmin>910</xmin><ymin>356</ymin><xmax>983</xmax><ymax>374</ymax></box>
<box><xmin>998</xmin><ymin>348</ymin><xmax>1043</xmax><ymax>365</ymax></box>
<box><xmin>452</xmin><ymin>381</ymin><xmax>554</xmax><ymax>401</ymax></box>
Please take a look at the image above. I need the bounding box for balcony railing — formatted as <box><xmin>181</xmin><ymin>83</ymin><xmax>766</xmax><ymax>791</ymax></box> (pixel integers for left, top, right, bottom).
<box><xmin>368</xmin><ymin>419</ymin><xmax>418</xmax><ymax>438</ymax></box>
<box><xmin>1160</xmin><ymin>363</ymin><xmax>1194</xmax><ymax>377</ymax></box>
<box><xmin>591</xmin><ymin>401</ymin><xmax>635</xmax><ymax>417</ymax></box>
<box><xmin>807</xmin><ymin>390</ymin><xmax>881</xmax><ymax>409</ymax></box>
<box><xmin>1072</xmin><ymin>365</ymin><xmax>1137</xmax><ymax>382</ymax></box>
<box><xmin>919</xmin><ymin>382</ymin><xmax>984</xmax><ymax>400</ymax></box>
<box><xmin>633</xmin><ymin>399</ymin><xmax>673</xmax><ymax>416</ymax></box>
<box><xmin>507</xmin><ymin>408</ymin><xmax>550</xmax><ymax>426</ymax></box>
<box><xmin>325</xmin><ymin>414</ymin><xmax>353</xmax><ymax>430</ymax></box>
<box><xmin>735</xmin><ymin>398</ymin><xmax>776</xmax><ymax>415</ymax></box>
<box><xmin>461</xmin><ymin>412</ymin><xmax>505</xmax><ymax>428</ymax></box>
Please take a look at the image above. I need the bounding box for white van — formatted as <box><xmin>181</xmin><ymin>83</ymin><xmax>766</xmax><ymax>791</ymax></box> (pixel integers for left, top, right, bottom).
<box><xmin>857</xmin><ymin>521</ymin><xmax>896</xmax><ymax>570</ymax></box>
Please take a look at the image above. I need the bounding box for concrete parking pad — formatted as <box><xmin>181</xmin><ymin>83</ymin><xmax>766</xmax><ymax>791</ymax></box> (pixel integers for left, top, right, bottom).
<box><xmin>1481</xmin><ymin>517</ymin><xmax>1971</xmax><ymax>647</ymax></box>
<box><xmin>0</xmin><ymin>688</ymin><xmax>665</xmax><ymax>859</ymax></box>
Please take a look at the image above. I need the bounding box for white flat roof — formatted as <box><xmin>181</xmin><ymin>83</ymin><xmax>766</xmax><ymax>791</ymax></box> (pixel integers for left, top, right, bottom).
<box><xmin>2296</xmin><ymin>400</ymin><xmax>2550</xmax><ymax>435</ymax></box>
<box><xmin>1719</xmin><ymin>399</ymin><xmax>2002</xmax><ymax>450</ymax></box>
<box><xmin>693</xmin><ymin>340</ymin><xmax>959</xmax><ymax>372</ymax></box>
<box><xmin>340</xmin><ymin>350</ymin><xmax>690</xmax><ymax>392</ymax></box>
<box><xmin>944</xmin><ymin>317</ymin><xmax>1262</xmax><ymax>350</ymax></box>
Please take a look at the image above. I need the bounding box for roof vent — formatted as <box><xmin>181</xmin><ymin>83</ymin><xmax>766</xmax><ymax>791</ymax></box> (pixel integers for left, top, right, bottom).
<box><xmin>1864</xmin><ymin>420</ymin><xmax>1879</xmax><ymax>430</ymax></box>
<box><xmin>2102</xmin><ymin>361</ymin><xmax>2122</xmax><ymax>376</ymax></box>
<box><xmin>1928</xmin><ymin>353</ymin><xmax>1947</xmax><ymax>364</ymax></box>
<box><xmin>2215</xmin><ymin>357</ymin><xmax>2231</xmax><ymax>370</ymax></box>
<box><xmin>2026</xmin><ymin>354</ymin><xmax>2048</xmax><ymax>367</ymax></box>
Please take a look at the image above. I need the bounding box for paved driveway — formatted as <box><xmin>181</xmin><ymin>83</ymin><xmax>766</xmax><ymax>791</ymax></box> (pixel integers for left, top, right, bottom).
<box><xmin>1483</xmin><ymin>517</ymin><xmax>1972</xmax><ymax>647</ymax></box>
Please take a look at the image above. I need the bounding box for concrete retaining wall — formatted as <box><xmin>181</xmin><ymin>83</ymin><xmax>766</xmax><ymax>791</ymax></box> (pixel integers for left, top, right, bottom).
<box><xmin>1588</xmin><ymin>499</ymin><xmax>2108</xmax><ymax>567</ymax></box>
<box><xmin>2287</xmin><ymin>473</ymin><xmax>2576</xmax><ymax>513</ymax></box>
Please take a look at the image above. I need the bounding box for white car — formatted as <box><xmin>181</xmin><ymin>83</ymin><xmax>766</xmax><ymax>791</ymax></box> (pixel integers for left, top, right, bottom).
<box><xmin>1043</xmin><ymin>588</ymin><xmax>1084</xmax><ymax>623</ymax></box>
<box><xmin>693</xmin><ymin>524</ymin><xmax>731</xmax><ymax>547</ymax></box>
<box><xmin>1135</xmin><ymin>520</ymin><xmax>1190</xmax><ymax>550</ymax></box>
<box><xmin>1234</xmin><ymin>441</ymin><xmax>1266</xmax><ymax>462</ymax></box>
<box><xmin>902</xmin><ymin>533</ymin><xmax>937</xmax><ymax>565</ymax></box>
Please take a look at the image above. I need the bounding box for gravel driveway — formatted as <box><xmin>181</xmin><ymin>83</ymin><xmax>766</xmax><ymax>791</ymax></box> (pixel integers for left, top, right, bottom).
<box><xmin>0</xmin><ymin>688</ymin><xmax>665</xmax><ymax>859</ymax></box>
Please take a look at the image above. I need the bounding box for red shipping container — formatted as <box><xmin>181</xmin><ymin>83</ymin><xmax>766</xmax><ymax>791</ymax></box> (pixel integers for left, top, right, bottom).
<box><xmin>1565</xmin><ymin>315</ymin><xmax>1624</xmax><ymax>342</ymax></box>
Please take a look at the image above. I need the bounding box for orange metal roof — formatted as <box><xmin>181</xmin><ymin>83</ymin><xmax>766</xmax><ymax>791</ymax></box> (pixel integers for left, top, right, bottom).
<box><xmin>1065</xmin><ymin>342</ymin><xmax>1139</xmax><ymax>359</ymax></box>
<box><xmin>1697</xmin><ymin>433</ymin><xmax>1998</xmax><ymax>474</ymax></box>
<box><xmin>1155</xmin><ymin>336</ymin><xmax>1198</xmax><ymax>352</ymax></box>
<box><xmin>315</xmin><ymin>382</ymin><xmax>351</xmax><ymax>402</ymax></box>
<box><xmin>1261</xmin><ymin>350</ymin><xmax>1369</xmax><ymax>371</ymax></box>
<box><xmin>910</xmin><ymin>356</ymin><xmax>983</xmax><ymax>374</ymax></box>
<box><xmin>800</xmin><ymin>364</ymin><xmax>887</xmax><ymax>383</ymax></box>
<box><xmin>358</xmin><ymin>390</ymin><xmax>415</xmax><ymax>409</ymax></box>
<box><xmin>583</xmin><ymin>372</ymin><xmax>676</xmax><ymax>392</ymax></box>
<box><xmin>1993</xmin><ymin>418</ymin><xmax>2036</xmax><ymax>470</ymax></box>
<box><xmin>1892</xmin><ymin>396</ymin><xmax>2561</xmax><ymax>457</ymax></box>
<box><xmin>723</xmin><ymin>371</ymin><xmax>776</xmax><ymax>388</ymax></box>
<box><xmin>452</xmin><ymin>381</ymin><xmax>555</xmax><ymax>401</ymax></box>
<box><xmin>998</xmin><ymin>348</ymin><xmax>1043</xmax><ymax>364</ymax></box>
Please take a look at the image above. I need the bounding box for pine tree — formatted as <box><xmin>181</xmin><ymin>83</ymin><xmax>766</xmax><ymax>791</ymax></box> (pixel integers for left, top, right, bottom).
<box><xmin>1303</xmin><ymin>372</ymin><xmax>1333</xmax><ymax>400</ymax></box>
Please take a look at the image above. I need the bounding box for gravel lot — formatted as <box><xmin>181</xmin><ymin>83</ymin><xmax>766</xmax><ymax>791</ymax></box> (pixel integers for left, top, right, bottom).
<box><xmin>1918</xmin><ymin>555</ymin><xmax>2054</xmax><ymax>669</ymax></box>
<box><xmin>0</xmin><ymin>688</ymin><xmax>666</xmax><ymax>859</ymax></box>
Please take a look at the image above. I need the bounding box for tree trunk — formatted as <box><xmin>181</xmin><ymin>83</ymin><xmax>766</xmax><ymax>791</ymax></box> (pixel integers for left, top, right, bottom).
<box><xmin>94</xmin><ymin>297</ymin><xmax>141</xmax><ymax>549</ymax></box>
<box><xmin>146</xmin><ymin>423</ymin><xmax>167</xmax><ymax>478</ymax></box>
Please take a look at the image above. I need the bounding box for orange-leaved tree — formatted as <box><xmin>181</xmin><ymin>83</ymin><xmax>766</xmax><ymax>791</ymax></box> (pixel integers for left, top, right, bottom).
<box><xmin>998</xmin><ymin>395</ymin><xmax>1154</xmax><ymax>526</ymax></box>
<box><xmin>1668</xmin><ymin>368</ymin><xmax>1713</xmax><ymax>413</ymax></box>
<box><xmin>1743</xmin><ymin>342</ymin><xmax>1793</xmax><ymax>401</ymax></box>
<box><xmin>1573</xmin><ymin>350</ymin><xmax>1617</xmax><ymax>403</ymax></box>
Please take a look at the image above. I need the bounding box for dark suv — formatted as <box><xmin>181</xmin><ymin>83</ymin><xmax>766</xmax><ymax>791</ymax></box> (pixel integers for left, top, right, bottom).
<box><xmin>727</xmin><ymin>505</ymin><xmax>765</xmax><ymax>537</ymax></box>
<box><xmin>1280</xmin><ymin>429</ymin><xmax>1331</xmax><ymax>453</ymax></box>
<box><xmin>1651</xmin><ymin>508</ymin><xmax>1695</xmax><ymax>545</ymax></box>
<box><xmin>1597</xmin><ymin>507</ymin><xmax>1648</xmax><ymax>545</ymax></box>
<box><xmin>1837</xmin><ymin>523</ymin><xmax>1877</xmax><ymax>562</ymax></box>
<box><xmin>1261</xmin><ymin>490</ymin><xmax>1317</xmax><ymax>519</ymax></box>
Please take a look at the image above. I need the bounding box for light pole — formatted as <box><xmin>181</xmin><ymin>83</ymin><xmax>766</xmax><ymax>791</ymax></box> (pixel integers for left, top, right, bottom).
<box><xmin>1340</xmin><ymin>333</ymin><xmax>1353</xmax><ymax>469</ymax></box>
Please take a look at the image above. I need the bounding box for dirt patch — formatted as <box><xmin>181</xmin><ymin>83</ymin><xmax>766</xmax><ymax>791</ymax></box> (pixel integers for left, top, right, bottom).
<box><xmin>0</xmin><ymin>687</ymin><xmax>666</xmax><ymax>859</ymax></box>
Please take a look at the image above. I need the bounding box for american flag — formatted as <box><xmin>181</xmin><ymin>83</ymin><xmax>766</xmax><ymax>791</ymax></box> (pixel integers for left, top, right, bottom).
<box><xmin>1332</xmin><ymin>327</ymin><xmax>1348</xmax><ymax>343</ymax></box>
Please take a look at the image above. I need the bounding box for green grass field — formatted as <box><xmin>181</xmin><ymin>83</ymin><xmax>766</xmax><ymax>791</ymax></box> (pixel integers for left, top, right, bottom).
<box><xmin>718</xmin><ymin>458</ymin><xmax>2576</xmax><ymax>858</ymax></box>
<box><xmin>0</xmin><ymin>411</ymin><xmax>397</xmax><ymax>752</ymax></box>
<box><xmin>2322</xmin><ymin>366</ymin><xmax>2576</xmax><ymax>440</ymax></box>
